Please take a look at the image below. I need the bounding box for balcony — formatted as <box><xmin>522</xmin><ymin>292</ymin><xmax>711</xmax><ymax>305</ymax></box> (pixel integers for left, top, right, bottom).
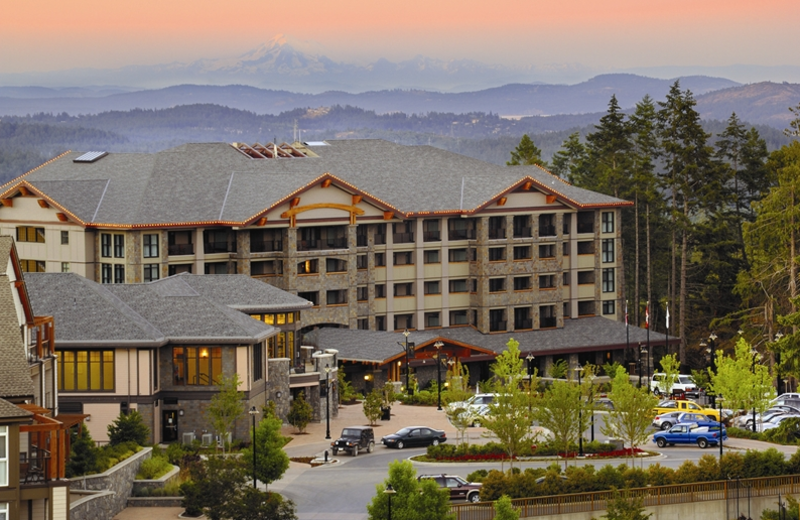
<box><xmin>357</xmin><ymin>235</ymin><xmax>368</xmax><ymax>247</ymax></box>
<box><xmin>488</xmin><ymin>228</ymin><xmax>506</xmax><ymax>240</ymax></box>
<box><xmin>515</xmin><ymin>319</ymin><xmax>533</xmax><ymax>330</ymax></box>
<box><xmin>489</xmin><ymin>320</ymin><xmax>507</xmax><ymax>332</ymax></box>
<box><xmin>423</xmin><ymin>231</ymin><xmax>441</xmax><ymax>242</ymax></box>
<box><xmin>204</xmin><ymin>241</ymin><xmax>236</xmax><ymax>254</ymax></box>
<box><xmin>539</xmin><ymin>225</ymin><xmax>557</xmax><ymax>237</ymax></box>
<box><xmin>541</xmin><ymin>317</ymin><xmax>557</xmax><ymax>328</ymax></box>
<box><xmin>168</xmin><ymin>243</ymin><xmax>194</xmax><ymax>256</ymax></box>
<box><xmin>513</xmin><ymin>227</ymin><xmax>531</xmax><ymax>238</ymax></box>
<box><xmin>448</xmin><ymin>229</ymin><xmax>475</xmax><ymax>241</ymax></box>
<box><xmin>374</xmin><ymin>234</ymin><xmax>386</xmax><ymax>245</ymax></box>
<box><xmin>393</xmin><ymin>232</ymin><xmax>414</xmax><ymax>244</ymax></box>
<box><xmin>251</xmin><ymin>240</ymin><xmax>283</xmax><ymax>253</ymax></box>
<box><xmin>297</xmin><ymin>237</ymin><xmax>348</xmax><ymax>251</ymax></box>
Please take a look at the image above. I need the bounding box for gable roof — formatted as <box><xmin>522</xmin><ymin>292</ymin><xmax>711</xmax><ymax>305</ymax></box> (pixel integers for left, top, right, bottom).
<box><xmin>0</xmin><ymin>237</ymin><xmax>36</xmax><ymax>399</ymax></box>
<box><xmin>304</xmin><ymin>317</ymin><xmax>675</xmax><ymax>365</ymax></box>
<box><xmin>0</xmin><ymin>397</ymin><xmax>33</xmax><ymax>421</ymax></box>
<box><xmin>25</xmin><ymin>273</ymin><xmax>277</xmax><ymax>347</ymax></box>
<box><xmin>1</xmin><ymin>140</ymin><xmax>630</xmax><ymax>228</ymax></box>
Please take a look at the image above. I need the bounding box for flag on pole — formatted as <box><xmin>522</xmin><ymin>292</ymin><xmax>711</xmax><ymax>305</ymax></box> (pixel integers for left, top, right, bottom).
<box><xmin>666</xmin><ymin>303</ymin><xmax>670</xmax><ymax>330</ymax></box>
<box><xmin>645</xmin><ymin>302</ymin><xmax>650</xmax><ymax>329</ymax></box>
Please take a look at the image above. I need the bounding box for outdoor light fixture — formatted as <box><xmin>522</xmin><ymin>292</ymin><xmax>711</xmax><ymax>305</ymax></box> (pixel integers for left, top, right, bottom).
<box><xmin>248</xmin><ymin>406</ymin><xmax>259</xmax><ymax>488</ymax></box>
<box><xmin>399</xmin><ymin>329</ymin><xmax>413</xmax><ymax>397</ymax></box>
<box><xmin>384</xmin><ymin>484</ymin><xmax>396</xmax><ymax>520</ymax></box>
<box><xmin>325</xmin><ymin>364</ymin><xmax>334</xmax><ymax>440</ymax></box>
<box><xmin>433</xmin><ymin>341</ymin><xmax>444</xmax><ymax>410</ymax></box>
<box><xmin>577</xmin><ymin>363</ymin><xmax>584</xmax><ymax>457</ymax></box>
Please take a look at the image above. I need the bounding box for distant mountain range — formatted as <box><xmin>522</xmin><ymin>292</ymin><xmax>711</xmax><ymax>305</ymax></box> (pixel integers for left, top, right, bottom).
<box><xmin>1</xmin><ymin>73</ymin><xmax>798</xmax><ymax>128</ymax></box>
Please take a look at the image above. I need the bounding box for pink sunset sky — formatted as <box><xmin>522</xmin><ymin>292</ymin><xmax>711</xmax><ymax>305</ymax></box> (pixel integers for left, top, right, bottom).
<box><xmin>2</xmin><ymin>0</ymin><xmax>797</xmax><ymax>75</ymax></box>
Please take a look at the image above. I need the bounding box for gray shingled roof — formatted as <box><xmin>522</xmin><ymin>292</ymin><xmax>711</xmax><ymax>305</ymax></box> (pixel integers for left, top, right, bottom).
<box><xmin>303</xmin><ymin>317</ymin><xmax>674</xmax><ymax>364</ymax></box>
<box><xmin>0</xmin><ymin>238</ymin><xmax>36</xmax><ymax>399</ymax></box>
<box><xmin>6</xmin><ymin>140</ymin><xmax>629</xmax><ymax>227</ymax></box>
<box><xmin>0</xmin><ymin>398</ymin><xmax>32</xmax><ymax>420</ymax></box>
<box><xmin>151</xmin><ymin>273</ymin><xmax>313</xmax><ymax>313</ymax></box>
<box><xmin>25</xmin><ymin>273</ymin><xmax>276</xmax><ymax>347</ymax></box>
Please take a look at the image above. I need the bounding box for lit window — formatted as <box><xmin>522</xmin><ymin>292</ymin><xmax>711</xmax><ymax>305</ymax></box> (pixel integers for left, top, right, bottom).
<box><xmin>172</xmin><ymin>347</ymin><xmax>222</xmax><ymax>386</ymax></box>
<box><xmin>58</xmin><ymin>350</ymin><xmax>115</xmax><ymax>391</ymax></box>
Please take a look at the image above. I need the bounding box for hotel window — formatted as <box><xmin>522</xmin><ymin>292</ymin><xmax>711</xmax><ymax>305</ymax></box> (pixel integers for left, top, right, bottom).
<box><xmin>422</xmin><ymin>219</ymin><xmax>441</xmax><ymax>242</ymax></box>
<box><xmin>326</xmin><ymin>289</ymin><xmax>347</xmax><ymax>305</ymax></box>
<box><xmin>539</xmin><ymin>274</ymin><xmax>556</xmax><ymax>289</ymax></box>
<box><xmin>539</xmin><ymin>244</ymin><xmax>555</xmax><ymax>259</ymax></box>
<box><xmin>394</xmin><ymin>283</ymin><xmax>414</xmax><ymax>297</ymax></box>
<box><xmin>0</xmin><ymin>502</ymin><xmax>7</xmax><ymax>520</ymax></box>
<box><xmin>357</xmin><ymin>286</ymin><xmax>368</xmax><ymax>302</ymax></box>
<box><xmin>578</xmin><ymin>300</ymin><xmax>596</xmax><ymax>316</ymax></box>
<box><xmin>113</xmin><ymin>234</ymin><xmax>125</xmax><ymax>258</ymax></box>
<box><xmin>357</xmin><ymin>318</ymin><xmax>369</xmax><ymax>330</ymax></box>
<box><xmin>394</xmin><ymin>314</ymin><xmax>413</xmax><ymax>330</ymax></box>
<box><xmin>449</xmin><ymin>279</ymin><xmax>468</xmax><ymax>293</ymax></box>
<box><xmin>357</xmin><ymin>254</ymin><xmax>368</xmax><ymax>270</ymax></box>
<box><xmin>539</xmin><ymin>214</ymin><xmax>556</xmax><ymax>237</ymax></box>
<box><xmin>168</xmin><ymin>264</ymin><xmax>193</xmax><ymax>275</ymax></box>
<box><xmin>376</xmin><ymin>315</ymin><xmax>386</xmax><ymax>331</ymax></box>
<box><xmin>489</xmin><ymin>247</ymin><xmax>506</xmax><ymax>261</ymax></box>
<box><xmin>253</xmin><ymin>343</ymin><xmax>264</xmax><ymax>381</ymax></box>
<box><xmin>562</xmin><ymin>242</ymin><xmax>570</xmax><ymax>256</ymax></box>
<box><xmin>513</xmin><ymin>215</ymin><xmax>531</xmax><ymax>238</ymax></box>
<box><xmin>16</xmin><ymin>226</ymin><xmax>45</xmax><ymax>243</ymax></box>
<box><xmin>61</xmin><ymin>262</ymin><xmax>70</xmax><ymax>273</ymax></box>
<box><xmin>326</xmin><ymin>258</ymin><xmax>347</xmax><ymax>273</ymax></box>
<box><xmin>488</xmin><ymin>216</ymin><xmax>506</xmax><ymax>239</ymax></box>
<box><xmin>489</xmin><ymin>278</ymin><xmax>505</xmax><ymax>292</ymax></box>
<box><xmin>602</xmin><ymin>268</ymin><xmax>615</xmax><ymax>292</ymax></box>
<box><xmin>513</xmin><ymin>246</ymin><xmax>531</xmax><ymax>260</ymax></box>
<box><xmin>563</xmin><ymin>272</ymin><xmax>570</xmax><ymax>286</ymax></box>
<box><xmin>425</xmin><ymin>312</ymin><xmax>441</xmax><ymax>328</ymax></box>
<box><xmin>144</xmin><ymin>264</ymin><xmax>160</xmax><ymax>282</ymax></box>
<box><xmin>143</xmin><ymin>234</ymin><xmax>159</xmax><ymax>258</ymax></box>
<box><xmin>375</xmin><ymin>284</ymin><xmax>386</xmax><ymax>298</ymax></box>
<box><xmin>251</xmin><ymin>259</ymin><xmax>282</xmax><ymax>276</ymax></box>
<box><xmin>298</xmin><ymin>291</ymin><xmax>319</xmax><ymax>306</ymax></box>
<box><xmin>61</xmin><ymin>230</ymin><xmax>69</xmax><ymax>244</ymax></box>
<box><xmin>424</xmin><ymin>281</ymin><xmax>441</xmax><ymax>295</ymax></box>
<box><xmin>577</xmin><ymin>241</ymin><xmax>595</xmax><ymax>255</ymax></box>
<box><xmin>20</xmin><ymin>259</ymin><xmax>45</xmax><ymax>273</ymax></box>
<box><xmin>514</xmin><ymin>276</ymin><xmax>531</xmax><ymax>291</ymax></box>
<box><xmin>450</xmin><ymin>310</ymin><xmax>469</xmax><ymax>325</ymax></box>
<box><xmin>172</xmin><ymin>347</ymin><xmax>222</xmax><ymax>386</ymax></box>
<box><xmin>448</xmin><ymin>248</ymin><xmax>468</xmax><ymax>263</ymax></box>
<box><xmin>602</xmin><ymin>211</ymin><xmax>614</xmax><ymax>233</ymax></box>
<box><xmin>101</xmin><ymin>233</ymin><xmax>111</xmax><ymax>257</ymax></box>
<box><xmin>540</xmin><ymin>305</ymin><xmax>557</xmax><ymax>328</ymax></box>
<box><xmin>393</xmin><ymin>251</ymin><xmax>414</xmax><ymax>266</ymax></box>
<box><xmin>101</xmin><ymin>263</ymin><xmax>112</xmax><ymax>283</ymax></box>
<box><xmin>58</xmin><ymin>350</ymin><xmax>115</xmax><ymax>391</ymax></box>
<box><xmin>578</xmin><ymin>271</ymin><xmax>595</xmax><ymax>285</ymax></box>
<box><xmin>153</xmin><ymin>351</ymin><xmax>159</xmax><ymax>390</ymax></box>
<box><xmin>297</xmin><ymin>259</ymin><xmax>319</xmax><ymax>274</ymax></box>
<box><xmin>375</xmin><ymin>253</ymin><xmax>386</xmax><ymax>267</ymax></box>
<box><xmin>602</xmin><ymin>300</ymin><xmax>616</xmax><ymax>315</ymax></box>
<box><xmin>563</xmin><ymin>213</ymin><xmax>572</xmax><ymax>235</ymax></box>
<box><xmin>424</xmin><ymin>249</ymin><xmax>440</xmax><ymax>264</ymax></box>
<box><xmin>0</xmin><ymin>426</ymin><xmax>6</xmax><ymax>487</ymax></box>
<box><xmin>602</xmin><ymin>239</ymin><xmax>614</xmax><ymax>263</ymax></box>
<box><xmin>114</xmin><ymin>264</ymin><xmax>125</xmax><ymax>283</ymax></box>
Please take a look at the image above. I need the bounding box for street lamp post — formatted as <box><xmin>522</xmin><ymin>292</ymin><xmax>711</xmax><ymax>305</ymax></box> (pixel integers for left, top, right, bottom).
<box><xmin>248</xmin><ymin>406</ymin><xmax>259</xmax><ymax>488</ymax></box>
<box><xmin>751</xmin><ymin>349</ymin><xmax>759</xmax><ymax>433</ymax></box>
<box><xmin>526</xmin><ymin>353</ymin><xmax>535</xmax><ymax>414</ymax></box>
<box><xmin>577</xmin><ymin>363</ymin><xmax>584</xmax><ymax>457</ymax></box>
<box><xmin>434</xmin><ymin>341</ymin><xmax>444</xmax><ymax>410</ymax></box>
<box><xmin>637</xmin><ymin>342</ymin><xmax>642</xmax><ymax>388</ymax></box>
<box><xmin>708</xmin><ymin>333</ymin><xmax>718</xmax><ymax>406</ymax></box>
<box><xmin>384</xmin><ymin>484</ymin><xmax>396</xmax><ymax>520</ymax></box>
<box><xmin>402</xmin><ymin>329</ymin><xmax>412</xmax><ymax>396</ymax></box>
<box><xmin>719</xmin><ymin>397</ymin><xmax>724</xmax><ymax>459</ymax></box>
<box><xmin>640</xmin><ymin>344</ymin><xmax>649</xmax><ymax>391</ymax></box>
<box><xmin>589</xmin><ymin>372</ymin><xmax>596</xmax><ymax>442</ymax></box>
<box><xmin>325</xmin><ymin>364</ymin><xmax>333</xmax><ymax>440</ymax></box>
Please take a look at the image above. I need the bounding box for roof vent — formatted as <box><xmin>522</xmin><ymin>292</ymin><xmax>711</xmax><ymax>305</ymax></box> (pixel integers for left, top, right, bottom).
<box><xmin>73</xmin><ymin>151</ymin><xmax>108</xmax><ymax>163</ymax></box>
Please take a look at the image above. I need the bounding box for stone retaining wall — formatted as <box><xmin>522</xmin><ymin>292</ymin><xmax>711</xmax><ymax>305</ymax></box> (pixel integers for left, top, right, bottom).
<box><xmin>69</xmin><ymin>447</ymin><xmax>152</xmax><ymax>520</ymax></box>
<box><xmin>132</xmin><ymin>465</ymin><xmax>180</xmax><ymax>495</ymax></box>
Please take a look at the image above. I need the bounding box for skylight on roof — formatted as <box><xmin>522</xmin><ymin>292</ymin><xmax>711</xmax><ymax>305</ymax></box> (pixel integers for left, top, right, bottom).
<box><xmin>73</xmin><ymin>151</ymin><xmax>108</xmax><ymax>163</ymax></box>
<box><xmin>304</xmin><ymin>141</ymin><xmax>329</xmax><ymax>146</ymax></box>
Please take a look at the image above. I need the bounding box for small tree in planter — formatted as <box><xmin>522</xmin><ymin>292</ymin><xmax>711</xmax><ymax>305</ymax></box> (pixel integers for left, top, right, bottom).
<box><xmin>287</xmin><ymin>391</ymin><xmax>313</xmax><ymax>433</ymax></box>
<box><xmin>363</xmin><ymin>389</ymin><xmax>383</xmax><ymax>425</ymax></box>
<box><xmin>108</xmin><ymin>409</ymin><xmax>150</xmax><ymax>446</ymax></box>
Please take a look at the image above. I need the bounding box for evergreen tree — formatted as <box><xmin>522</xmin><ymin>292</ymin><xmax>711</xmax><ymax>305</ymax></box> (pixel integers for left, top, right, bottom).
<box><xmin>66</xmin><ymin>424</ymin><xmax>99</xmax><ymax>477</ymax></box>
<box><xmin>287</xmin><ymin>391</ymin><xmax>314</xmax><ymax>433</ymax></box>
<box><xmin>551</xmin><ymin>131</ymin><xmax>587</xmax><ymax>180</ymax></box>
<box><xmin>507</xmin><ymin>134</ymin><xmax>547</xmax><ymax>168</ymax></box>
<box><xmin>584</xmin><ymin>94</ymin><xmax>633</xmax><ymax>198</ymax></box>
<box><xmin>107</xmin><ymin>409</ymin><xmax>150</xmax><ymax>446</ymax></box>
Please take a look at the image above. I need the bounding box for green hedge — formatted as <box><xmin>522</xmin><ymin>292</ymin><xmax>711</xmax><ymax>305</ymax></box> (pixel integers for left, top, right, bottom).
<box><xmin>478</xmin><ymin>449</ymin><xmax>800</xmax><ymax>501</ymax></box>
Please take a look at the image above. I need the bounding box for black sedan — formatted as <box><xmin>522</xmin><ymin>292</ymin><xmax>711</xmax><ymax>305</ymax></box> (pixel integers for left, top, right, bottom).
<box><xmin>381</xmin><ymin>426</ymin><xmax>447</xmax><ymax>449</ymax></box>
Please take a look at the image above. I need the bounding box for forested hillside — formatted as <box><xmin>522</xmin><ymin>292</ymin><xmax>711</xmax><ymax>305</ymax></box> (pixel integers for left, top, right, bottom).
<box><xmin>0</xmin><ymin>103</ymin><xmax>792</xmax><ymax>184</ymax></box>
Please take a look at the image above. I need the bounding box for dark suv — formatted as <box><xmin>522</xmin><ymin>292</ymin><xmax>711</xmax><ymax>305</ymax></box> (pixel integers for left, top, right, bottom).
<box><xmin>418</xmin><ymin>474</ymin><xmax>482</xmax><ymax>503</ymax></box>
<box><xmin>331</xmin><ymin>426</ymin><xmax>375</xmax><ymax>456</ymax></box>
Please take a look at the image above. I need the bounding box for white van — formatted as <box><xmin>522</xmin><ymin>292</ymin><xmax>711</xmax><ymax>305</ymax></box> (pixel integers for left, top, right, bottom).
<box><xmin>649</xmin><ymin>373</ymin><xmax>698</xmax><ymax>397</ymax></box>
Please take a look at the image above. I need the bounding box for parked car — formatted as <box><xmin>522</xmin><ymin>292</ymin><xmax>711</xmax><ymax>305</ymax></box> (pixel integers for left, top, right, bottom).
<box><xmin>446</xmin><ymin>393</ymin><xmax>497</xmax><ymax>414</ymax></box>
<box><xmin>653</xmin><ymin>399</ymin><xmax>721</xmax><ymax>421</ymax></box>
<box><xmin>418</xmin><ymin>474</ymin><xmax>482</xmax><ymax>502</ymax></box>
<box><xmin>676</xmin><ymin>412</ymin><xmax>719</xmax><ymax>428</ymax></box>
<box><xmin>331</xmin><ymin>426</ymin><xmax>375</xmax><ymax>456</ymax></box>
<box><xmin>653</xmin><ymin>423</ymin><xmax>727</xmax><ymax>449</ymax></box>
<box><xmin>460</xmin><ymin>404</ymin><xmax>491</xmax><ymax>427</ymax></box>
<box><xmin>761</xmin><ymin>414</ymin><xmax>800</xmax><ymax>431</ymax></box>
<box><xmin>735</xmin><ymin>410</ymin><xmax>787</xmax><ymax>430</ymax></box>
<box><xmin>382</xmin><ymin>426</ymin><xmax>447</xmax><ymax>449</ymax></box>
<box><xmin>650</xmin><ymin>373</ymin><xmax>699</xmax><ymax>397</ymax></box>
<box><xmin>653</xmin><ymin>411</ymin><xmax>683</xmax><ymax>430</ymax></box>
<box><xmin>594</xmin><ymin>398</ymin><xmax>615</xmax><ymax>411</ymax></box>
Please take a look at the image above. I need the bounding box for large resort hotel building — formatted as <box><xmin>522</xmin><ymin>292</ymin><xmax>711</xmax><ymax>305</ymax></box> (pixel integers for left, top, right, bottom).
<box><xmin>0</xmin><ymin>140</ymin><xmax>657</xmax><ymax>385</ymax></box>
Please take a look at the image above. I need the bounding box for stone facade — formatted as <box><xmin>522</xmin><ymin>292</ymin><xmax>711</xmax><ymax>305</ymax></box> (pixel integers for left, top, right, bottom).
<box><xmin>69</xmin><ymin>447</ymin><xmax>152</xmax><ymax>520</ymax></box>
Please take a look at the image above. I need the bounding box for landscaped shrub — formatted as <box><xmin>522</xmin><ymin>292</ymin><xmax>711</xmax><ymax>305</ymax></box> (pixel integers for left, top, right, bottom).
<box><xmin>166</xmin><ymin>441</ymin><xmax>199</xmax><ymax>466</ymax></box>
<box><xmin>621</xmin><ymin>466</ymin><xmax>647</xmax><ymax>489</ymax></box>
<box><xmin>673</xmin><ymin>459</ymin><xmax>702</xmax><ymax>483</ymax></box>
<box><xmin>742</xmin><ymin>448</ymin><xmax>787</xmax><ymax>478</ymax></box>
<box><xmin>479</xmin><ymin>470</ymin><xmax>510</xmax><ymax>501</ymax></box>
<box><xmin>67</xmin><ymin>424</ymin><xmax>99</xmax><ymax>477</ymax></box>
<box><xmin>645</xmin><ymin>463</ymin><xmax>674</xmax><ymax>486</ymax></box>
<box><xmin>719</xmin><ymin>452</ymin><xmax>745</xmax><ymax>479</ymax></box>
<box><xmin>594</xmin><ymin>464</ymin><xmax>625</xmax><ymax>490</ymax></box>
<box><xmin>696</xmin><ymin>454</ymin><xmax>721</xmax><ymax>481</ymax></box>
<box><xmin>95</xmin><ymin>441</ymin><xmax>141</xmax><ymax>472</ymax></box>
<box><xmin>288</xmin><ymin>391</ymin><xmax>314</xmax><ymax>432</ymax></box>
<box><xmin>466</xmin><ymin>469</ymin><xmax>489</xmax><ymax>482</ymax></box>
<box><xmin>108</xmin><ymin>410</ymin><xmax>150</xmax><ymax>446</ymax></box>
<box><xmin>137</xmin><ymin>455</ymin><xmax>173</xmax><ymax>480</ymax></box>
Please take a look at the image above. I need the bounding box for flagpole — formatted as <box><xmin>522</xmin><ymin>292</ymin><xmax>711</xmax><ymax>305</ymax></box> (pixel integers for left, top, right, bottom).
<box><xmin>646</xmin><ymin>301</ymin><xmax>650</xmax><ymax>375</ymax></box>
<box><xmin>665</xmin><ymin>302</ymin><xmax>670</xmax><ymax>356</ymax></box>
